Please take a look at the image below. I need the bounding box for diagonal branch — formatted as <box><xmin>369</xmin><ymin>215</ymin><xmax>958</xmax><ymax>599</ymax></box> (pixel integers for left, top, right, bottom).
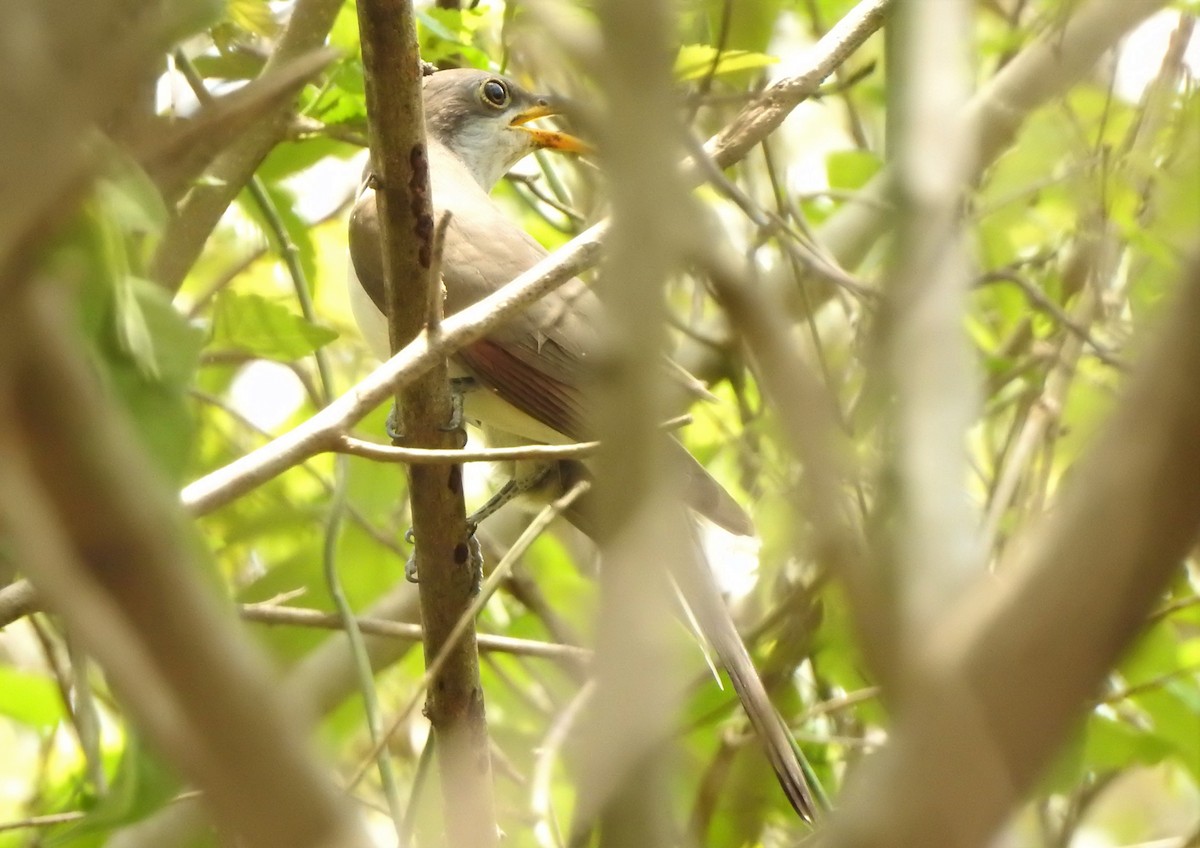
<box><xmin>814</xmin><ymin>0</ymin><xmax>1172</xmax><ymax>277</ymax></box>
<box><xmin>0</xmin><ymin>284</ymin><xmax>371</xmax><ymax>848</ymax></box>
<box><xmin>823</xmin><ymin>247</ymin><xmax>1200</xmax><ymax>847</ymax></box>
<box><xmin>181</xmin><ymin>224</ymin><xmax>606</xmax><ymax>514</ymax></box>
<box><xmin>149</xmin><ymin>0</ymin><xmax>344</xmax><ymax>291</ymax></box>
<box><xmin>703</xmin><ymin>0</ymin><xmax>893</xmax><ymax>170</ymax></box>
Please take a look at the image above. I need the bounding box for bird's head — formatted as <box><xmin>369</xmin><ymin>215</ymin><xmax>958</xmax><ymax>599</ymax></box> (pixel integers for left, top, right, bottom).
<box><xmin>423</xmin><ymin>69</ymin><xmax>587</xmax><ymax>190</ymax></box>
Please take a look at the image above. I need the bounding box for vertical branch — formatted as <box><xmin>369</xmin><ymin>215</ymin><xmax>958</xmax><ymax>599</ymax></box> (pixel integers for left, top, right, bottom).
<box><xmin>573</xmin><ymin>0</ymin><xmax>691</xmax><ymax>843</ymax></box>
<box><xmin>874</xmin><ymin>0</ymin><xmax>980</xmax><ymax>649</ymax></box>
<box><xmin>354</xmin><ymin>2</ymin><xmax>497</xmax><ymax>846</ymax></box>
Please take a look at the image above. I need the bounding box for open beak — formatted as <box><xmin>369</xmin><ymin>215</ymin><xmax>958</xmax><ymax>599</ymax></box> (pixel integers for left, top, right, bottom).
<box><xmin>510</xmin><ymin>101</ymin><xmax>590</xmax><ymax>155</ymax></box>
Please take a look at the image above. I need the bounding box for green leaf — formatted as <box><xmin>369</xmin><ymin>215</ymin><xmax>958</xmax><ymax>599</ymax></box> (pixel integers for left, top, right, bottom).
<box><xmin>115</xmin><ymin>280</ymin><xmax>159</xmax><ymax>379</ymax></box>
<box><xmin>825</xmin><ymin>149</ymin><xmax>883</xmax><ymax>191</ymax></box>
<box><xmin>100</xmin><ymin>277</ymin><xmax>205</xmax><ymax>479</ymax></box>
<box><xmin>225</xmin><ymin>0</ymin><xmax>278</xmax><ymax>37</ymax></box>
<box><xmin>1081</xmin><ymin>712</ymin><xmax>1173</xmax><ymax>773</ymax></box>
<box><xmin>698</xmin><ymin>0</ymin><xmax>781</xmax><ymax>55</ymax></box>
<box><xmin>116</xmin><ymin>276</ymin><xmax>207</xmax><ymax>385</ymax></box>
<box><xmin>1134</xmin><ymin>682</ymin><xmax>1200</xmax><ymax>781</ymax></box>
<box><xmin>97</xmin><ymin>160</ymin><xmax>168</xmax><ymax>238</ymax></box>
<box><xmin>159</xmin><ymin>0</ymin><xmax>224</xmax><ymax>46</ymax></box>
<box><xmin>258</xmin><ymin>137</ymin><xmax>358</xmax><ymax>184</ymax></box>
<box><xmin>0</xmin><ymin>667</ymin><xmax>63</xmax><ymax>730</ymax></box>
<box><xmin>1042</xmin><ymin>711</ymin><xmax>1173</xmax><ymax>794</ymax></box>
<box><xmin>328</xmin><ymin>3</ymin><xmax>362</xmax><ymax>54</ymax></box>
<box><xmin>1121</xmin><ymin>616</ymin><xmax>1187</xmax><ymax>686</ymax></box>
<box><xmin>44</xmin><ymin>738</ymin><xmax>181</xmax><ymax>848</ymax></box>
<box><xmin>41</xmin><ymin>196</ymin><xmax>203</xmax><ymax>480</ymax></box>
<box><xmin>674</xmin><ymin>44</ymin><xmax>778</xmax><ymax>81</ymax></box>
<box><xmin>191</xmin><ymin>49</ymin><xmax>265</xmax><ymax>80</ymax></box>
<box><xmin>210</xmin><ymin>290</ymin><xmax>338</xmax><ymax>360</ymax></box>
<box><xmin>417</xmin><ymin>8</ymin><xmax>491</xmax><ymax>68</ymax></box>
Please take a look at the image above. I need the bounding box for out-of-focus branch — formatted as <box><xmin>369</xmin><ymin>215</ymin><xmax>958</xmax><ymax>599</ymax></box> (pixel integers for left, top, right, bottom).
<box><xmin>148</xmin><ymin>49</ymin><xmax>337</xmax><ymax>204</ymax></box>
<box><xmin>103</xmin><ymin>583</ymin><xmax>425</xmax><ymax>848</ymax></box>
<box><xmin>0</xmin><ymin>285</ymin><xmax>370</xmax><ymax>848</ymax></box>
<box><xmin>814</xmin><ymin>0</ymin><xmax>1172</xmax><ymax>278</ymax></box>
<box><xmin>0</xmin><ymin>580</ymin><xmax>37</xmax><ymax>629</ymax></box>
<box><xmin>822</xmin><ymin>247</ymin><xmax>1200</xmax><ymax>847</ymax></box>
<box><xmin>570</xmin><ymin>0</ymin><xmax>692</xmax><ymax>842</ymax></box>
<box><xmin>0</xmin><ymin>0</ymin><xmax>193</xmax><ymax>300</ymax></box>
<box><xmin>873</xmin><ymin>0</ymin><xmax>979</xmax><ymax>642</ymax></box>
<box><xmin>149</xmin><ymin>0</ymin><xmax>344</xmax><ymax>291</ymax></box>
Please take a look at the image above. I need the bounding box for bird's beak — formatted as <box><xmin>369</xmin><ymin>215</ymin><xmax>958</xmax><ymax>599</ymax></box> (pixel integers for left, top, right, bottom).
<box><xmin>510</xmin><ymin>101</ymin><xmax>590</xmax><ymax>155</ymax></box>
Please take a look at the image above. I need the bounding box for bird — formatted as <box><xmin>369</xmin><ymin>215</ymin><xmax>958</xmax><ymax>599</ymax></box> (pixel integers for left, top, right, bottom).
<box><xmin>346</xmin><ymin>67</ymin><xmax>753</xmax><ymax>538</ymax></box>
<box><xmin>346</xmin><ymin>68</ymin><xmax>819</xmax><ymax>823</ymax></box>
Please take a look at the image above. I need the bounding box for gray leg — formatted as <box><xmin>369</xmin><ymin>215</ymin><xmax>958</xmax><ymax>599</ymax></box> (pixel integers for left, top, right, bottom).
<box><xmin>404</xmin><ymin>463</ymin><xmax>551</xmax><ymax>583</ymax></box>
<box><xmin>386</xmin><ymin>376</ymin><xmax>479</xmax><ymax>443</ymax></box>
<box><xmin>466</xmin><ymin>464</ymin><xmax>553</xmax><ymax>527</ymax></box>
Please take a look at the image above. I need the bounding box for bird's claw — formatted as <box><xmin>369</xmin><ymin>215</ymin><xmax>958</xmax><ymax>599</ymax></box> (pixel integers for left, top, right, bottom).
<box><xmin>440</xmin><ymin>389</ymin><xmax>468</xmax><ymax>447</ymax></box>
<box><xmin>403</xmin><ymin>525</ymin><xmax>419</xmax><ymax>582</ymax></box>
<box><xmin>386</xmin><ymin>403</ymin><xmax>405</xmax><ymax>443</ymax></box>
<box><xmin>402</xmin><ymin>521</ymin><xmax>484</xmax><ymax>587</ymax></box>
<box><xmin>386</xmin><ymin>377</ymin><xmax>477</xmax><ymax>445</ymax></box>
<box><xmin>440</xmin><ymin>376</ymin><xmax>478</xmax><ymax>446</ymax></box>
<box><xmin>466</xmin><ymin>531</ymin><xmax>484</xmax><ymax>591</ymax></box>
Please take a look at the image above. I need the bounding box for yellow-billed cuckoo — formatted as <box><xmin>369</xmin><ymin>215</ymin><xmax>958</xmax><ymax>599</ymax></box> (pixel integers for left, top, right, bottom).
<box><xmin>347</xmin><ymin>68</ymin><xmax>752</xmax><ymax>538</ymax></box>
<box><xmin>347</xmin><ymin>69</ymin><xmax>819</xmax><ymax>822</ymax></box>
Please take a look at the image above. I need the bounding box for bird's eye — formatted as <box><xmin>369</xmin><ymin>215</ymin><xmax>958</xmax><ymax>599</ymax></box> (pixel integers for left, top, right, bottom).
<box><xmin>480</xmin><ymin>78</ymin><xmax>510</xmax><ymax>108</ymax></box>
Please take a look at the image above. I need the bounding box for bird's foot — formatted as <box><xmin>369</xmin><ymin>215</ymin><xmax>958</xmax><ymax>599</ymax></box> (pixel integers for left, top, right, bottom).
<box><xmin>441</xmin><ymin>376</ymin><xmax>477</xmax><ymax>447</ymax></box>
<box><xmin>385</xmin><ymin>403</ymin><xmax>404</xmax><ymax>443</ymax></box>
<box><xmin>403</xmin><ymin>522</ymin><xmax>484</xmax><ymax>587</ymax></box>
<box><xmin>385</xmin><ymin>377</ymin><xmax>478</xmax><ymax>446</ymax></box>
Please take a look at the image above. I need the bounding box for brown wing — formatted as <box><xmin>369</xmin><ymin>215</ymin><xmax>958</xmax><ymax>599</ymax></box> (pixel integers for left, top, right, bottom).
<box><xmin>458</xmin><ymin>338</ymin><xmax>587</xmax><ymax>440</ymax></box>
<box><xmin>431</xmin><ymin>143</ymin><xmax>603</xmax><ymax>395</ymax></box>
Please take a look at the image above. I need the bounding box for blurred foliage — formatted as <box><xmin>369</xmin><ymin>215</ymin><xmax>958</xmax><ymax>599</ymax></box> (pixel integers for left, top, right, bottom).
<box><xmin>1</xmin><ymin>1</ymin><xmax>1198</xmax><ymax>847</ymax></box>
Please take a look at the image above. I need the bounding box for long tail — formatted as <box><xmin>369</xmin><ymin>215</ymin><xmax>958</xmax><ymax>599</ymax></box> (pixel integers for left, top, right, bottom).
<box><xmin>676</xmin><ymin>529</ymin><xmax>824</xmax><ymax>825</ymax></box>
<box><xmin>545</xmin><ymin>463</ymin><xmax>821</xmax><ymax>821</ymax></box>
<box><xmin>672</xmin><ymin>440</ymin><xmax>755</xmax><ymax>536</ymax></box>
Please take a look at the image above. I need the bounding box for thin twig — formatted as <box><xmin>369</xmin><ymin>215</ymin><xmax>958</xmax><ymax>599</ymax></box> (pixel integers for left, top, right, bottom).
<box><xmin>333</xmin><ymin>413</ymin><xmax>693</xmax><ymax>464</ymax></box>
<box><xmin>978</xmin><ymin>270</ymin><xmax>1126</xmax><ymax>369</ymax></box>
<box><xmin>0</xmin><ymin>811</ymin><xmax>88</xmax><ymax>833</ymax></box>
<box><xmin>238</xmin><ymin>603</ymin><xmax>590</xmax><ymax>667</ymax></box>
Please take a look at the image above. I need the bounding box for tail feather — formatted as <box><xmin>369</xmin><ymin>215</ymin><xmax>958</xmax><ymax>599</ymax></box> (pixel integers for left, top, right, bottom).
<box><xmin>678</xmin><ymin>530</ymin><xmax>823</xmax><ymax>824</ymax></box>
<box><xmin>672</xmin><ymin>440</ymin><xmax>754</xmax><ymax>536</ymax></box>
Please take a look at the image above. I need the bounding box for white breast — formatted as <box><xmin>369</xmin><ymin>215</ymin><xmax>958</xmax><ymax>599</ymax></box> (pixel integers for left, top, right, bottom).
<box><xmin>349</xmin><ymin>256</ymin><xmax>570</xmax><ymax>447</ymax></box>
